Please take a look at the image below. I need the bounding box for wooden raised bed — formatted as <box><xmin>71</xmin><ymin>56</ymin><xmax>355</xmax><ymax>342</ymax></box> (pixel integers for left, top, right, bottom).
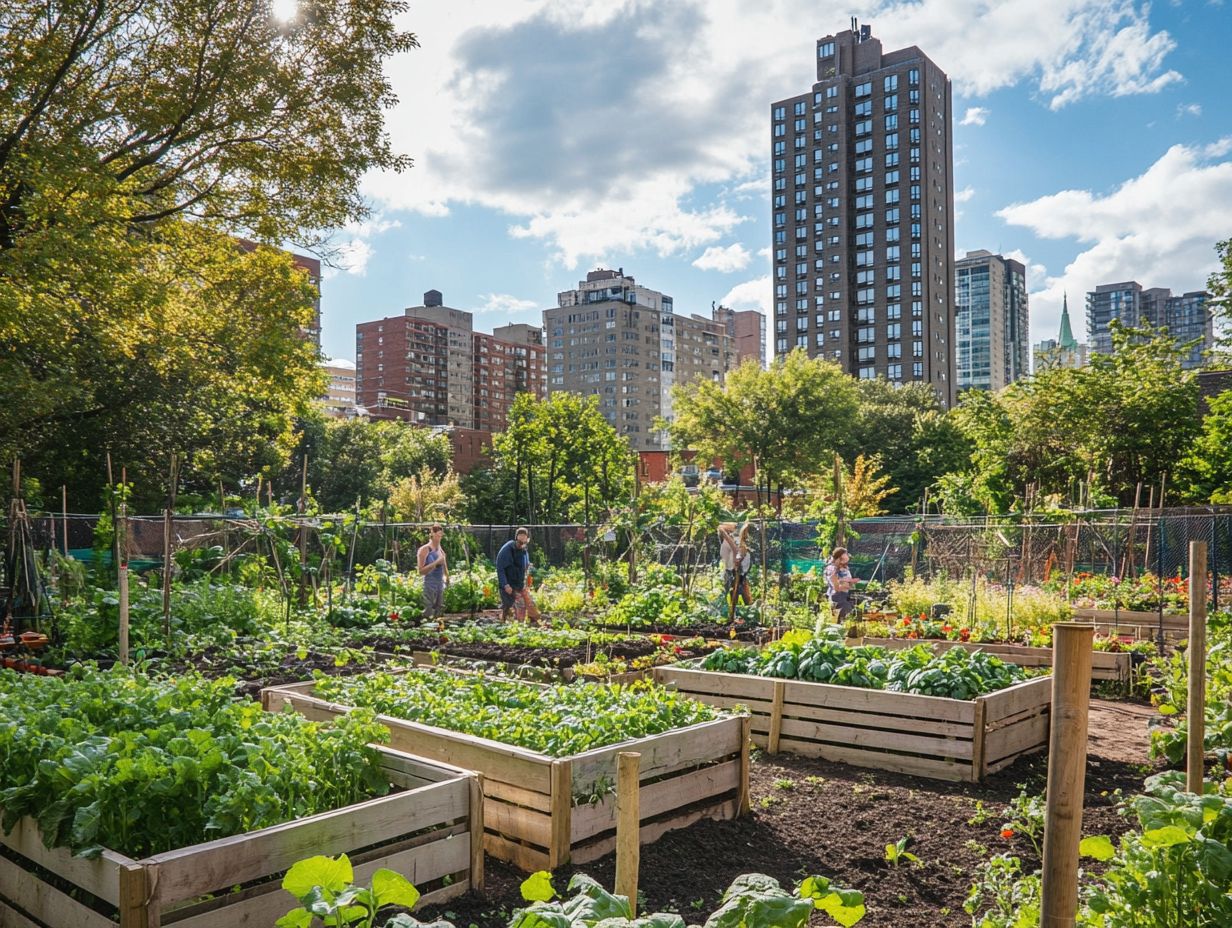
<box><xmin>858</xmin><ymin>637</ymin><xmax>1132</xmax><ymax>685</ymax></box>
<box><xmin>1071</xmin><ymin>607</ymin><xmax>1188</xmax><ymax>639</ymax></box>
<box><xmin>653</xmin><ymin>664</ymin><xmax>1051</xmax><ymax>783</ymax></box>
<box><xmin>263</xmin><ymin>680</ymin><xmax>750</xmax><ymax>873</ymax></box>
<box><xmin>0</xmin><ymin>747</ymin><xmax>481</xmax><ymax>928</ymax></box>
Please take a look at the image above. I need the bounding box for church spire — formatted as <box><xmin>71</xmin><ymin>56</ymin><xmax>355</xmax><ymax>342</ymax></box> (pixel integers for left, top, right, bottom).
<box><xmin>1057</xmin><ymin>292</ymin><xmax>1078</xmax><ymax>349</ymax></box>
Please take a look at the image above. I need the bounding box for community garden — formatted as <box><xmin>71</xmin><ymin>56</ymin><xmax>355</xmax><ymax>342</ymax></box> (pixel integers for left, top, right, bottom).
<box><xmin>1</xmin><ymin>496</ymin><xmax>1229</xmax><ymax>928</ymax></box>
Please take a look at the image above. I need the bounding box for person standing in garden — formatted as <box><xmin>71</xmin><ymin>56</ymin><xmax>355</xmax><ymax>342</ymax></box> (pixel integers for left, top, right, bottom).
<box><xmin>417</xmin><ymin>523</ymin><xmax>449</xmax><ymax>621</ymax></box>
<box><xmin>496</xmin><ymin>526</ymin><xmax>541</xmax><ymax>623</ymax></box>
<box><xmin>825</xmin><ymin>546</ymin><xmax>859</xmax><ymax>619</ymax></box>
<box><xmin>718</xmin><ymin>521</ymin><xmax>753</xmax><ymax>609</ymax></box>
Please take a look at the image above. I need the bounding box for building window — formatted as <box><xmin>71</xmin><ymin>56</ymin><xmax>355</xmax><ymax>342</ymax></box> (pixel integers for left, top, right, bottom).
<box><xmin>855</xmin><ymin>81</ymin><xmax>872</xmax><ymax>97</ymax></box>
<box><xmin>885</xmin><ymin>113</ymin><xmax>898</xmax><ymax>130</ymax></box>
<box><xmin>818</xmin><ymin>41</ymin><xmax>835</xmax><ymax>57</ymax></box>
<box><xmin>884</xmin><ymin>74</ymin><xmax>899</xmax><ymax>92</ymax></box>
<box><xmin>908</xmin><ymin>68</ymin><xmax>919</xmax><ymax>86</ymax></box>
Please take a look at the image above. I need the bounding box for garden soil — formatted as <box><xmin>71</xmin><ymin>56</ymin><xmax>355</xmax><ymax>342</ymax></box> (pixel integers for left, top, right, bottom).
<box><xmin>417</xmin><ymin>699</ymin><xmax>1160</xmax><ymax>928</ymax></box>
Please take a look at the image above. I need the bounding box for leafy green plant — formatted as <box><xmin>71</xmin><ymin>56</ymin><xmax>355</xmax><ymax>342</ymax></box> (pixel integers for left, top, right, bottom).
<box><xmin>276</xmin><ymin>854</ymin><xmax>449</xmax><ymax>928</ymax></box>
<box><xmin>1001</xmin><ymin>790</ymin><xmax>1046</xmax><ymax>859</ymax></box>
<box><xmin>884</xmin><ymin>836</ymin><xmax>921</xmax><ymax>868</ymax></box>
<box><xmin>507</xmin><ymin>870</ymin><xmax>865</xmax><ymax>928</ymax></box>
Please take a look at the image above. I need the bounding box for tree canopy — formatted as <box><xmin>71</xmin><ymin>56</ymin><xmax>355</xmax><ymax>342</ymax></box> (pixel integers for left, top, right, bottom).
<box><xmin>0</xmin><ymin>0</ymin><xmax>416</xmax><ymax>506</ymax></box>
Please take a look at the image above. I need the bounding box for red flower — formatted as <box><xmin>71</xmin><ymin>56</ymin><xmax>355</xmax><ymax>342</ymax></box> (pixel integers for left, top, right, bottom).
<box><xmin>389</xmin><ymin>611</ymin><xmax>400</xmax><ymax>623</ymax></box>
<box><xmin>942</xmin><ymin>624</ymin><xmax>952</xmax><ymax>633</ymax></box>
<box><xmin>1001</xmin><ymin>828</ymin><xmax>1014</xmax><ymax>839</ymax></box>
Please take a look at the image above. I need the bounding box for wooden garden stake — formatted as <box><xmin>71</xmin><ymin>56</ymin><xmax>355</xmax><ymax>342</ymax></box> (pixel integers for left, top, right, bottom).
<box><xmin>118</xmin><ymin>473</ymin><xmax>130</xmax><ymax>667</ymax></box>
<box><xmin>1187</xmin><ymin>541</ymin><xmax>1207</xmax><ymax>794</ymax></box>
<box><xmin>162</xmin><ymin>454</ymin><xmax>179</xmax><ymax>644</ymax></box>
<box><xmin>615</xmin><ymin>751</ymin><xmax>641</xmax><ymax>916</ymax></box>
<box><xmin>1040</xmin><ymin>622</ymin><xmax>1094</xmax><ymax>928</ymax></box>
<box><xmin>299</xmin><ymin>454</ymin><xmax>309</xmax><ymax>606</ymax></box>
<box><xmin>61</xmin><ymin>484</ymin><xmax>68</xmax><ymax>556</ymax></box>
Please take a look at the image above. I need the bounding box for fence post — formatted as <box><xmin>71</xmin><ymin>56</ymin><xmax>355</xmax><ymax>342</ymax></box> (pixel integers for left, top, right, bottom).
<box><xmin>1157</xmin><ymin>517</ymin><xmax>1166</xmax><ymax>650</ymax></box>
<box><xmin>1040</xmin><ymin>622</ymin><xmax>1095</xmax><ymax>928</ymax></box>
<box><xmin>614</xmin><ymin>752</ymin><xmax>641</xmax><ymax>916</ymax></box>
<box><xmin>1210</xmin><ymin>511</ymin><xmax>1219</xmax><ymax>614</ymax></box>
<box><xmin>1188</xmin><ymin>541</ymin><xmax>1208</xmax><ymax>794</ymax></box>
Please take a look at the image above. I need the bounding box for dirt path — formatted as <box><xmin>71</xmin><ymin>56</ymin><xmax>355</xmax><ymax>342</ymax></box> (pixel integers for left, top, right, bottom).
<box><xmin>420</xmin><ymin>698</ymin><xmax>1162</xmax><ymax>928</ymax></box>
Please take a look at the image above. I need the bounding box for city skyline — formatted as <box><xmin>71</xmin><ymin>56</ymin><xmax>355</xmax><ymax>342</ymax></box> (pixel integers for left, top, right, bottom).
<box><xmin>311</xmin><ymin>1</ymin><xmax>1231</xmax><ymax>366</ymax></box>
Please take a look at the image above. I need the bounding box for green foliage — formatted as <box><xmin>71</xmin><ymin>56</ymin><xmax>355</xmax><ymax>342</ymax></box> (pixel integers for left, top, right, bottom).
<box><xmin>312</xmin><ymin>673</ymin><xmax>717</xmax><ymax>760</ymax></box>
<box><xmin>508</xmin><ymin>870</ymin><xmax>864</xmax><ymax>928</ymax></box>
<box><xmin>668</xmin><ymin>351</ymin><xmax>860</xmax><ymax>505</ymax></box>
<box><xmin>1148</xmin><ymin>611</ymin><xmax>1232</xmax><ymax>764</ymax></box>
<box><xmin>884</xmin><ymin>836</ymin><xmax>922</xmax><ymax>868</ymax></box>
<box><xmin>1176</xmin><ymin>389</ymin><xmax>1232</xmax><ymax>503</ymax></box>
<box><xmin>702</xmin><ymin>635</ymin><xmax>1026</xmax><ymax>699</ymax></box>
<box><xmin>276</xmin><ymin>854</ymin><xmax>449</xmax><ymax>928</ymax></box>
<box><xmin>0</xmin><ymin>0</ymin><xmax>415</xmax><ymax>504</ymax></box>
<box><xmin>0</xmin><ymin>667</ymin><xmax>390</xmax><ymax>859</ymax></box>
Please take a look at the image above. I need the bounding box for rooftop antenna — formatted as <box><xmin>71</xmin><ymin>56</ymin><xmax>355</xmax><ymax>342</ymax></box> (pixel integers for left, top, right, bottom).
<box><xmin>851</xmin><ymin>16</ymin><xmax>858</xmax><ymax>34</ymax></box>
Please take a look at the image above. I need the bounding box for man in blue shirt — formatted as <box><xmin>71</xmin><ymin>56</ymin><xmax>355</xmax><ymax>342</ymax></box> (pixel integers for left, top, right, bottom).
<box><xmin>495</xmin><ymin>526</ymin><xmax>541</xmax><ymax>623</ymax></box>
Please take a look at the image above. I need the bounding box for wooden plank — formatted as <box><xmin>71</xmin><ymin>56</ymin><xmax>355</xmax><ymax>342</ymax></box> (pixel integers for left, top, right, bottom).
<box><xmin>570</xmin><ymin>759</ymin><xmax>742</xmax><ymax>842</ymax></box>
<box><xmin>0</xmin><ymin>852</ymin><xmax>117</xmax><ymax>928</ymax></box>
<box><xmin>485</xmin><ymin>799</ymin><xmax>552</xmax><ymax>848</ymax></box>
<box><xmin>468</xmin><ymin>775</ymin><xmax>485</xmax><ymax>892</ymax></box>
<box><xmin>984</xmin><ymin>713</ymin><xmax>1051</xmax><ymax>765</ymax></box>
<box><xmin>981</xmin><ymin>677</ymin><xmax>1052</xmax><ymax>724</ymax></box>
<box><xmin>654</xmin><ymin>666</ymin><xmax>778</xmax><ymax>701</ymax></box>
<box><xmin>738</xmin><ymin>715</ymin><xmax>751</xmax><ymax>815</ymax></box>
<box><xmin>767</xmin><ymin>681</ymin><xmax>785</xmax><ymax>754</ymax></box>
<box><xmin>0</xmin><ymin>816</ymin><xmax>130</xmax><ymax>906</ymax></box>
<box><xmin>776</xmin><ymin>717</ymin><xmax>973</xmax><ymax>760</ymax></box>
<box><xmin>861</xmin><ymin>637</ymin><xmax>1129</xmax><ymax>677</ymax></box>
<box><xmin>783</xmin><ymin>680</ymin><xmax>976</xmax><ymax>723</ymax></box>
<box><xmin>657</xmin><ymin>691</ymin><xmax>775</xmax><ymax>722</ymax></box>
<box><xmin>482</xmin><ymin>778</ymin><xmax>553</xmax><ymax>812</ymax></box>
<box><xmin>571</xmin><ymin>797</ymin><xmax>738</xmax><ymax>865</ymax></box>
<box><xmin>972</xmin><ymin>697</ymin><xmax>987</xmax><ymax>780</ymax></box>
<box><xmin>779</xmin><ymin>701</ymin><xmax>975</xmax><ymax>738</ymax></box>
<box><xmin>570</xmin><ymin>717</ymin><xmax>742</xmax><ymax>791</ymax></box>
<box><xmin>774</xmin><ymin>737</ymin><xmax>970</xmax><ymax>781</ymax></box>
<box><xmin>119</xmin><ymin>863</ymin><xmax>152</xmax><ymax>928</ymax></box>
<box><xmin>266</xmin><ymin>689</ymin><xmax>554</xmax><ymax>793</ymax></box>
<box><xmin>164</xmin><ymin>835</ymin><xmax>472</xmax><ymax>928</ymax></box>
<box><xmin>548</xmin><ymin>760</ymin><xmax>572</xmax><ymax>869</ymax></box>
<box><xmin>484</xmin><ymin>832</ymin><xmax>551</xmax><ymax>873</ymax></box>
<box><xmin>0</xmin><ymin>897</ymin><xmax>44</xmax><ymax>928</ymax></box>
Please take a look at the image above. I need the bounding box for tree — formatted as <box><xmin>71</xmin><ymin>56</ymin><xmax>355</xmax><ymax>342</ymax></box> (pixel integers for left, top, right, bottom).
<box><xmin>1176</xmin><ymin>390</ymin><xmax>1232</xmax><ymax>504</ymax></box>
<box><xmin>667</xmin><ymin>351</ymin><xmax>860</xmax><ymax>506</ymax></box>
<box><xmin>485</xmin><ymin>394</ymin><xmax>635</xmax><ymax>524</ymax></box>
<box><xmin>1208</xmin><ymin>238</ymin><xmax>1232</xmax><ymax>362</ymax></box>
<box><xmin>0</xmin><ymin>0</ymin><xmax>415</xmax><ymax>505</ymax></box>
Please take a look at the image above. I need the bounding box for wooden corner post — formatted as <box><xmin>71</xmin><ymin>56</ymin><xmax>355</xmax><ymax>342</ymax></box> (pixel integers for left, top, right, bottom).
<box><xmin>1040</xmin><ymin>622</ymin><xmax>1094</xmax><ymax>928</ymax></box>
<box><xmin>614</xmin><ymin>752</ymin><xmax>641</xmax><ymax>916</ymax></box>
<box><xmin>548</xmin><ymin>759</ymin><xmax>572</xmax><ymax>869</ymax></box>
<box><xmin>1187</xmin><ymin>540</ymin><xmax>1208</xmax><ymax>794</ymax></box>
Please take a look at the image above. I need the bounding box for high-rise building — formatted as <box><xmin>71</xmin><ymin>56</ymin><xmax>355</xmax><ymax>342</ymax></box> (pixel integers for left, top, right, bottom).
<box><xmin>319</xmin><ymin>359</ymin><xmax>357</xmax><ymax>417</ymax></box>
<box><xmin>1087</xmin><ymin>281</ymin><xmax>1213</xmax><ymax>369</ymax></box>
<box><xmin>355</xmin><ymin>291</ymin><xmax>546</xmax><ymax>429</ymax></box>
<box><xmin>770</xmin><ymin>22</ymin><xmax>956</xmax><ymax>404</ymax></box>
<box><xmin>1033</xmin><ymin>294</ymin><xmax>1088</xmax><ymax>372</ymax></box>
<box><xmin>954</xmin><ymin>250</ymin><xmax>1029</xmax><ymax>391</ymax></box>
<box><xmin>545</xmin><ymin>269</ymin><xmax>733</xmax><ymax>451</ymax></box>
<box><xmin>712</xmin><ymin>304</ymin><xmax>767</xmax><ymax>367</ymax></box>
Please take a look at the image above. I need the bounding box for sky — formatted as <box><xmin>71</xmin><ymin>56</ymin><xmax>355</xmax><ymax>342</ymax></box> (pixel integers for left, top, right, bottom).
<box><xmin>311</xmin><ymin>0</ymin><xmax>1232</xmax><ymax>366</ymax></box>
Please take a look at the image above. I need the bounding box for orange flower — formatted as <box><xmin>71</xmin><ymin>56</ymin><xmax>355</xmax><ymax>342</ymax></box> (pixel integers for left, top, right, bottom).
<box><xmin>1000</xmin><ymin>828</ymin><xmax>1014</xmax><ymax>839</ymax></box>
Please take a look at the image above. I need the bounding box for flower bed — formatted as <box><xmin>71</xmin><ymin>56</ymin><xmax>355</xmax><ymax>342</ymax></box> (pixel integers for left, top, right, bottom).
<box><xmin>262</xmin><ymin>670</ymin><xmax>749</xmax><ymax>872</ymax></box>
<box><xmin>654</xmin><ymin>640</ymin><xmax>1050</xmax><ymax>782</ymax></box>
<box><xmin>0</xmin><ymin>670</ymin><xmax>480</xmax><ymax>927</ymax></box>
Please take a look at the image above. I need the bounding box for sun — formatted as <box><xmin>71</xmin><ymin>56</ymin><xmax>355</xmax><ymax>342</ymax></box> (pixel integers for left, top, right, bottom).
<box><xmin>271</xmin><ymin>0</ymin><xmax>298</xmax><ymax>23</ymax></box>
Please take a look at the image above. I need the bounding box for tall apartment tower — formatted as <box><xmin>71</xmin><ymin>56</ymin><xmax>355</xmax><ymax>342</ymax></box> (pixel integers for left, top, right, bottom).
<box><xmin>355</xmin><ymin>290</ymin><xmax>475</xmax><ymax>426</ymax></box>
<box><xmin>954</xmin><ymin>250</ymin><xmax>1029</xmax><ymax>391</ymax></box>
<box><xmin>770</xmin><ymin>23</ymin><xmax>956</xmax><ymax>405</ymax></box>
<box><xmin>473</xmin><ymin>324</ymin><xmax>547</xmax><ymax>433</ymax></box>
<box><xmin>1087</xmin><ymin>281</ymin><xmax>1212</xmax><ymax>369</ymax></box>
<box><xmin>545</xmin><ymin>269</ymin><xmax>733</xmax><ymax>451</ymax></box>
<box><xmin>712</xmin><ymin>304</ymin><xmax>767</xmax><ymax>367</ymax></box>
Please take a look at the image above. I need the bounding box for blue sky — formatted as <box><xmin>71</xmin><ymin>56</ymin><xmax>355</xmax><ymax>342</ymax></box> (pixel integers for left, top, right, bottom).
<box><xmin>313</xmin><ymin>0</ymin><xmax>1232</xmax><ymax>366</ymax></box>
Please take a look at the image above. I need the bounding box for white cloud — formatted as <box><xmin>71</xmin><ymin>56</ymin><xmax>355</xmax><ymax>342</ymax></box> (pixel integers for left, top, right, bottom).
<box><xmin>321</xmin><ymin>238</ymin><xmax>374</xmax><ymax>279</ymax></box>
<box><xmin>720</xmin><ymin>276</ymin><xmax>770</xmax><ymax>314</ymax></box>
<box><xmin>955</xmin><ymin>186</ymin><xmax>976</xmax><ymax>203</ymax></box>
<box><xmin>1177</xmin><ymin>102</ymin><xmax>1203</xmax><ymax>118</ymax></box>
<box><xmin>997</xmin><ymin>139</ymin><xmax>1232</xmax><ymax>344</ymax></box>
<box><xmin>960</xmin><ymin>107</ymin><xmax>988</xmax><ymax>126</ymax></box>
<box><xmin>476</xmin><ymin>292</ymin><xmax>542</xmax><ymax>315</ymax></box>
<box><xmin>358</xmin><ymin>0</ymin><xmax>1182</xmax><ymax>263</ymax></box>
<box><xmin>693</xmin><ymin>243</ymin><xmax>752</xmax><ymax>272</ymax></box>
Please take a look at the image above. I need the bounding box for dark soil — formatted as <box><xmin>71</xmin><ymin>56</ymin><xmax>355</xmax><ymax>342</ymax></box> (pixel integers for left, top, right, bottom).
<box><xmin>149</xmin><ymin>646</ymin><xmax>411</xmax><ymax>698</ymax></box>
<box><xmin>417</xmin><ymin>699</ymin><xmax>1160</xmax><ymax>928</ymax></box>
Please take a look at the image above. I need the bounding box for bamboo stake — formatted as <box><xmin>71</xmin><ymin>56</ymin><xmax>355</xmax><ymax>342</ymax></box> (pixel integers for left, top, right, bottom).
<box><xmin>118</xmin><ymin>466</ymin><xmax>129</xmax><ymax>667</ymax></box>
<box><xmin>1040</xmin><ymin>622</ymin><xmax>1095</xmax><ymax>927</ymax></box>
<box><xmin>1187</xmin><ymin>541</ymin><xmax>1208</xmax><ymax>794</ymax></box>
<box><xmin>614</xmin><ymin>752</ymin><xmax>641</xmax><ymax>917</ymax></box>
<box><xmin>299</xmin><ymin>455</ymin><xmax>309</xmax><ymax>606</ymax></box>
<box><xmin>162</xmin><ymin>454</ymin><xmax>178</xmax><ymax>645</ymax></box>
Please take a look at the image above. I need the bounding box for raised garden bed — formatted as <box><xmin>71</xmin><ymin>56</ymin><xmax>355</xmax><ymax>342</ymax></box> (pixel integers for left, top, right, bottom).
<box><xmin>0</xmin><ymin>746</ymin><xmax>481</xmax><ymax>928</ymax></box>
<box><xmin>857</xmin><ymin>637</ymin><xmax>1132</xmax><ymax>685</ymax></box>
<box><xmin>653</xmin><ymin>662</ymin><xmax>1051</xmax><ymax>782</ymax></box>
<box><xmin>262</xmin><ymin>678</ymin><xmax>750</xmax><ymax>873</ymax></box>
<box><xmin>1071</xmin><ymin>607</ymin><xmax>1189</xmax><ymax>639</ymax></box>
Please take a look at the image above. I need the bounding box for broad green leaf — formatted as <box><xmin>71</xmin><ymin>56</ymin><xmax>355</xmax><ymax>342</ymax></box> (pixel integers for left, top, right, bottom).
<box><xmin>274</xmin><ymin>909</ymin><xmax>314</xmax><ymax>928</ymax></box>
<box><xmin>1079</xmin><ymin>835</ymin><xmax>1116</xmax><ymax>861</ymax></box>
<box><xmin>372</xmin><ymin>868</ymin><xmax>421</xmax><ymax>910</ymax></box>
<box><xmin>283</xmin><ymin>854</ymin><xmax>354</xmax><ymax>899</ymax></box>
<box><xmin>1140</xmin><ymin>824</ymin><xmax>1194</xmax><ymax>849</ymax></box>
<box><xmin>815</xmin><ymin>889</ymin><xmax>866</xmax><ymax>927</ymax></box>
<box><xmin>521</xmin><ymin>871</ymin><xmax>557</xmax><ymax>902</ymax></box>
<box><xmin>1157</xmin><ymin>704</ymin><xmax>1178</xmax><ymax>716</ymax></box>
